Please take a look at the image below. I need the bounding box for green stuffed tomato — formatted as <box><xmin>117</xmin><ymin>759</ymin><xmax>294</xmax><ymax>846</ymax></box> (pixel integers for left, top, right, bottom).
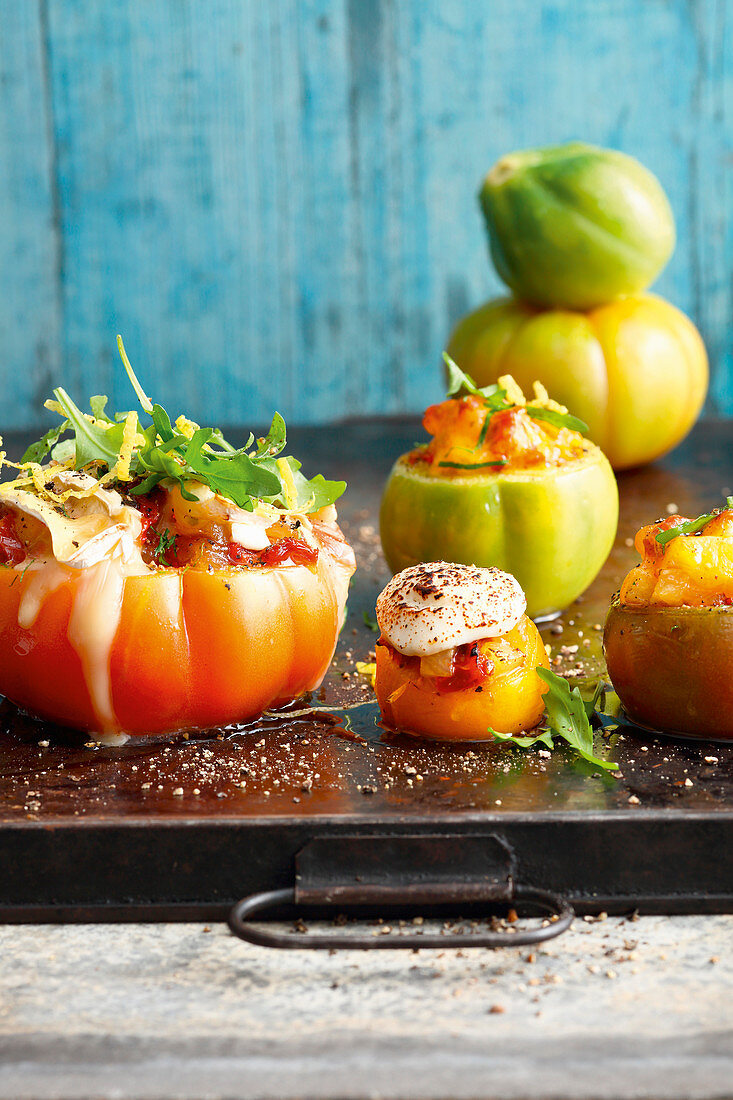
<box><xmin>380</xmin><ymin>448</ymin><xmax>618</xmax><ymax>619</ymax></box>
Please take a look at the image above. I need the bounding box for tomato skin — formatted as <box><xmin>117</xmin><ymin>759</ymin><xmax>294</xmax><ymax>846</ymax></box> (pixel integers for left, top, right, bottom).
<box><xmin>375</xmin><ymin>616</ymin><xmax>549</xmax><ymax>741</ymax></box>
<box><xmin>0</xmin><ymin>532</ymin><xmax>352</xmax><ymax>736</ymax></box>
<box><xmin>604</xmin><ymin>597</ymin><xmax>733</xmax><ymax>739</ymax></box>
<box><xmin>446</xmin><ymin>294</ymin><xmax>708</xmax><ymax>470</ymax></box>
<box><xmin>0</xmin><ymin>513</ymin><xmax>26</xmax><ymax>566</ymax></box>
<box><xmin>0</xmin><ymin>570</ymin><xmax>98</xmax><ymax>729</ymax></box>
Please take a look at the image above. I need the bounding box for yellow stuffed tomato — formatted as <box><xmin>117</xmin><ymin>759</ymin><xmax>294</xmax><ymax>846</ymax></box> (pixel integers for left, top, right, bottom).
<box><xmin>374</xmin><ymin>562</ymin><xmax>549</xmax><ymax>741</ymax></box>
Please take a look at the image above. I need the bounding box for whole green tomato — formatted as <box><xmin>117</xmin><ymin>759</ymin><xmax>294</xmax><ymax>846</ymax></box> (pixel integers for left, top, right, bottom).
<box><xmin>480</xmin><ymin>142</ymin><xmax>675</xmax><ymax>309</ymax></box>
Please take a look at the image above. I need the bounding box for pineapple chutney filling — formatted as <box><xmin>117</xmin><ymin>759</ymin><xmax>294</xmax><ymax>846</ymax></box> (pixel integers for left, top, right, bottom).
<box><xmin>619</xmin><ymin>498</ymin><xmax>733</xmax><ymax>608</ymax></box>
<box><xmin>406</xmin><ymin>357</ymin><xmax>593</xmax><ymax>475</ymax></box>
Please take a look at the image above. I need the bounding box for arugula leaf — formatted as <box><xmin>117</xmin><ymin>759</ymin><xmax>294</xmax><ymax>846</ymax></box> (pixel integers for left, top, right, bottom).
<box><xmin>538</xmin><ymin>668</ymin><xmax>618</xmax><ymax>770</ymax></box>
<box><xmin>21</xmin><ymin>422</ymin><xmax>69</xmax><ymax>464</ymax></box>
<box><xmin>52</xmin><ymin>387</ymin><xmax>127</xmax><ymax>468</ymax></box>
<box><xmin>584</xmin><ymin>680</ymin><xmax>606</xmax><ymax>721</ymax></box>
<box><xmin>443</xmin><ymin>353</ymin><xmax>509</xmax><ymax>408</ymax></box>
<box><xmin>273</xmin><ymin>459</ymin><xmax>346</xmax><ymax>512</ymax></box>
<box><xmin>255</xmin><ymin>412</ymin><xmax>287</xmax><ymax>458</ymax></box>
<box><xmin>151</xmin><ymin>404</ymin><xmax>176</xmax><ymax>443</ymax></box>
<box><xmin>492</xmin><ymin>668</ymin><xmax>618</xmax><ymax>772</ymax></box>
<box><xmin>89</xmin><ymin>396</ymin><xmax>114</xmax><ymax>423</ymax></box>
<box><xmin>654</xmin><ymin>498</ymin><xmax>733</xmax><ymax>547</ymax></box>
<box><xmin>17</xmin><ymin>337</ymin><xmax>347</xmax><ymax>517</ymax></box>
<box><xmin>525</xmin><ymin>405</ymin><xmax>589</xmax><ymax>434</ymax></box>
<box><xmin>444</xmin><ymin>353</ymin><xmax>483</xmax><ymax>398</ymax></box>
<box><xmin>490</xmin><ymin>728</ymin><xmax>555</xmax><ymax>751</ymax></box>
<box><xmin>50</xmin><ymin>437</ymin><xmax>75</xmax><ymax>463</ymax></box>
<box><xmin>196</xmin><ymin>453</ymin><xmax>281</xmax><ymax>508</ymax></box>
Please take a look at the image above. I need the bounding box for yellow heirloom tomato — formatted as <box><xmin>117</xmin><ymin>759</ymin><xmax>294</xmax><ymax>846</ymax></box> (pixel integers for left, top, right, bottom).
<box><xmin>447</xmin><ymin>294</ymin><xmax>708</xmax><ymax>470</ymax></box>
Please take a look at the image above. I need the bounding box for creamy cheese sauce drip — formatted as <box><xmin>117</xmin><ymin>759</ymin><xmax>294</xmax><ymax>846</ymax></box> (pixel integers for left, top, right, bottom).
<box><xmin>67</xmin><ymin>559</ymin><xmax>128</xmax><ymax>732</ymax></box>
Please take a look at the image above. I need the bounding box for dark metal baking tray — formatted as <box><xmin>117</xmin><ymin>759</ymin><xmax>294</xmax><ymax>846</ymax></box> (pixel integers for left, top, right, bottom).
<box><xmin>0</xmin><ymin>418</ymin><xmax>731</xmax><ymax>921</ymax></box>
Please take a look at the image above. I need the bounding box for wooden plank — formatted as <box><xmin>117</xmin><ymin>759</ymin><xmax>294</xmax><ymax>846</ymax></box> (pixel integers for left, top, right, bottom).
<box><xmin>0</xmin><ymin>2</ymin><xmax>60</xmax><ymax>429</ymax></box>
<box><xmin>0</xmin><ymin>0</ymin><xmax>730</xmax><ymax>427</ymax></box>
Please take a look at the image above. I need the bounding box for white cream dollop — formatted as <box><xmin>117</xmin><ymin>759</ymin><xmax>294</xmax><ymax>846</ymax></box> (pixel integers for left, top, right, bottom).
<box><xmin>376</xmin><ymin>562</ymin><xmax>526</xmax><ymax>656</ymax></box>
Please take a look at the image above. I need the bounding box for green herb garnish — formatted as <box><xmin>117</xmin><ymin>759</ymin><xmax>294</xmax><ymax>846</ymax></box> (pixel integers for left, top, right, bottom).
<box><xmin>444</xmin><ymin>354</ymin><xmax>510</xmax><ymax>413</ymax></box>
<box><xmin>655</xmin><ymin>496</ymin><xmax>733</xmax><ymax>547</ymax></box>
<box><xmin>362</xmin><ymin>610</ymin><xmax>379</xmax><ymax>632</ymax></box>
<box><xmin>18</xmin><ymin>337</ymin><xmax>346</xmax><ymax>515</ymax></box>
<box><xmin>490</xmin><ymin>668</ymin><xmax>618</xmax><ymax>772</ymax></box>
<box><xmin>442</xmin><ymin>353</ymin><xmax>587</xmax><ymax>434</ymax></box>
<box><xmin>153</xmin><ymin>529</ymin><xmax>177</xmax><ymax>562</ymax></box>
<box><xmin>438</xmin><ymin>460</ymin><xmax>508</xmax><ymax>470</ymax></box>
<box><xmin>524</xmin><ymin>405</ymin><xmax>588</xmax><ymax>433</ymax></box>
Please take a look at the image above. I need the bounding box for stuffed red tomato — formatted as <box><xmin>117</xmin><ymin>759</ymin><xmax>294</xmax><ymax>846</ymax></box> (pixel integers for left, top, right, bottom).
<box><xmin>0</xmin><ymin>340</ymin><xmax>355</xmax><ymax>740</ymax></box>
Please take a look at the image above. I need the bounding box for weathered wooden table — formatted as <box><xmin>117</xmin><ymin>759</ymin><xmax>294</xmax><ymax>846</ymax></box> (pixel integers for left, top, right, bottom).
<box><xmin>0</xmin><ymin>417</ymin><xmax>731</xmax><ymax>1098</ymax></box>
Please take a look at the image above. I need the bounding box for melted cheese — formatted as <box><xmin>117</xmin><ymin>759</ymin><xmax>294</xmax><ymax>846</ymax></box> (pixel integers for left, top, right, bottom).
<box><xmin>0</xmin><ymin>471</ymin><xmax>144</xmax><ymax>568</ymax></box>
<box><xmin>67</xmin><ymin>558</ymin><xmax>128</xmax><ymax>731</ymax></box>
<box><xmin>3</xmin><ymin>471</ymin><xmax>150</xmax><ymax>735</ymax></box>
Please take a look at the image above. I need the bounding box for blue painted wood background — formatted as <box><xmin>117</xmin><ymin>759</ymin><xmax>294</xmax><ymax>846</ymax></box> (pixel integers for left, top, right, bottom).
<box><xmin>0</xmin><ymin>0</ymin><xmax>731</xmax><ymax>429</ymax></box>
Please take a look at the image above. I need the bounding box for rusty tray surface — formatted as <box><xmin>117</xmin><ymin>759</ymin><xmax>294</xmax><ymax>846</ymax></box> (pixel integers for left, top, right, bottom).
<box><xmin>0</xmin><ymin>418</ymin><xmax>731</xmax><ymax>919</ymax></box>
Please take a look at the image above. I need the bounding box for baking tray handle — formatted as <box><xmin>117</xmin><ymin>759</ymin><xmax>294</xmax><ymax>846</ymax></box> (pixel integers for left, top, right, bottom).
<box><xmin>229</xmin><ymin>883</ymin><xmax>573</xmax><ymax>949</ymax></box>
<box><xmin>228</xmin><ymin>833</ymin><xmax>574</xmax><ymax>949</ymax></box>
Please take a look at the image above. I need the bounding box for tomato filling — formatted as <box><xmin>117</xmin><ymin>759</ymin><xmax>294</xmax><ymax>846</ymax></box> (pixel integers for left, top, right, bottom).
<box><xmin>114</xmin><ymin>490</ymin><xmax>319</xmax><ymax>571</ymax></box>
<box><xmin>408</xmin><ymin>398</ymin><xmax>587</xmax><ymax>474</ymax></box>
<box><xmin>620</xmin><ymin>508</ymin><xmax>733</xmax><ymax>608</ymax></box>
<box><xmin>378</xmin><ymin>638</ymin><xmax>493</xmax><ymax>694</ymax></box>
<box><xmin>0</xmin><ymin>509</ymin><xmax>26</xmax><ymax>566</ymax></box>
<box><xmin>0</xmin><ymin>491</ymin><xmax>320</xmax><ymax>573</ymax></box>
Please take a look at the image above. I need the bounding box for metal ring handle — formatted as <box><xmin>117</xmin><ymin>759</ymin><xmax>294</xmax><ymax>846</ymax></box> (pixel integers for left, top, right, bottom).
<box><xmin>228</xmin><ymin>885</ymin><xmax>573</xmax><ymax>949</ymax></box>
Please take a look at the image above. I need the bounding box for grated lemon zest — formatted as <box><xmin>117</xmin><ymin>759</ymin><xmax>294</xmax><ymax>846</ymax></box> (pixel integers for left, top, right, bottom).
<box><xmin>114</xmin><ymin>411</ymin><xmax>138</xmax><ymax>482</ymax></box>
<box><xmin>496</xmin><ymin>375</ymin><xmax>569</xmax><ymax>417</ymax></box>
<box><xmin>276</xmin><ymin>457</ymin><xmax>297</xmax><ymax>510</ymax></box>
<box><xmin>531</xmin><ymin>381</ymin><xmax>568</xmax><ymax>415</ymax></box>
<box><xmin>498</xmin><ymin>375</ymin><xmax>526</xmax><ymax>407</ymax></box>
<box><xmin>175</xmin><ymin>415</ymin><xmax>200</xmax><ymax>440</ymax></box>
